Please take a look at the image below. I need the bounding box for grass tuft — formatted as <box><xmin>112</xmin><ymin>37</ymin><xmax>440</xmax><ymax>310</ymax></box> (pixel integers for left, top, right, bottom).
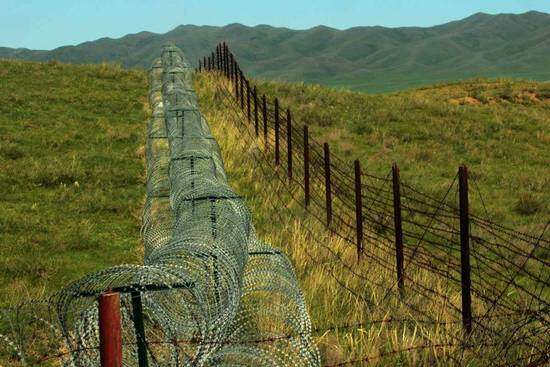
<box><xmin>514</xmin><ymin>193</ymin><xmax>542</xmax><ymax>216</ymax></box>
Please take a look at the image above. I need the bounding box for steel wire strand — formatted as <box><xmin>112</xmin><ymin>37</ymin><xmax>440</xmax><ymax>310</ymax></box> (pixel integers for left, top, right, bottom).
<box><xmin>474</xmin><ymin>221</ymin><xmax>550</xmax><ymax>331</ymax></box>
<box><xmin>226</xmin><ymin>83</ymin><xmax>474</xmax><ymax>262</ymax></box>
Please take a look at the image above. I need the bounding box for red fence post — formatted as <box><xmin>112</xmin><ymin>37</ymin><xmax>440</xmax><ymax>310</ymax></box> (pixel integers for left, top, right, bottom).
<box><xmin>99</xmin><ymin>292</ymin><xmax>122</xmax><ymax>367</ymax></box>
<box><xmin>354</xmin><ymin>160</ymin><xmax>363</xmax><ymax>261</ymax></box>
<box><xmin>324</xmin><ymin>143</ymin><xmax>332</xmax><ymax>227</ymax></box>
<box><xmin>304</xmin><ymin>125</ymin><xmax>310</xmax><ymax>207</ymax></box>
<box><xmin>459</xmin><ymin>165</ymin><xmax>472</xmax><ymax>335</ymax></box>
<box><xmin>286</xmin><ymin>109</ymin><xmax>293</xmax><ymax>179</ymax></box>
<box><xmin>275</xmin><ymin>98</ymin><xmax>280</xmax><ymax>165</ymax></box>
<box><xmin>392</xmin><ymin>164</ymin><xmax>404</xmax><ymax>291</ymax></box>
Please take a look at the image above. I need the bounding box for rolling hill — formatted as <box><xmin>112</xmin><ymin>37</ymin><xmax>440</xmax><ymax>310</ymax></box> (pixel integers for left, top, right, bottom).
<box><xmin>1</xmin><ymin>11</ymin><xmax>549</xmax><ymax>92</ymax></box>
<box><xmin>1</xmin><ymin>57</ymin><xmax>548</xmax><ymax>365</ymax></box>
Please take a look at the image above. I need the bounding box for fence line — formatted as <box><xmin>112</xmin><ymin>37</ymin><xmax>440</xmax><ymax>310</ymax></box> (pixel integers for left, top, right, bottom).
<box><xmin>198</xmin><ymin>42</ymin><xmax>549</xmax><ymax>365</ymax></box>
<box><xmin>210</xmin><ymin>78</ymin><xmax>547</xmax><ymax>365</ymax></box>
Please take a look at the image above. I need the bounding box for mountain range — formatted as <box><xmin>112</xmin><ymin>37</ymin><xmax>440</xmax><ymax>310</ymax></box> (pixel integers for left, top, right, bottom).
<box><xmin>1</xmin><ymin>11</ymin><xmax>549</xmax><ymax>92</ymax></box>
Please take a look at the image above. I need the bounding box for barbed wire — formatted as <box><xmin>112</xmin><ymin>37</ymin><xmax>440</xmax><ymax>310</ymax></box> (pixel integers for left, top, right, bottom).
<box><xmin>198</xmin><ymin>43</ymin><xmax>549</xmax><ymax>365</ymax></box>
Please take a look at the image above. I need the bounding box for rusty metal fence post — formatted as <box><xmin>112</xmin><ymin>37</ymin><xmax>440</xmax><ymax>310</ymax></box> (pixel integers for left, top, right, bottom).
<box><xmin>99</xmin><ymin>292</ymin><xmax>122</xmax><ymax>367</ymax></box>
<box><xmin>392</xmin><ymin>164</ymin><xmax>404</xmax><ymax>291</ymax></box>
<box><xmin>354</xmin><ymin>160</ymin><xmax>363</xmax><ymax>261</ymax></box>
<box><xmin>230</xmin><ymin>54</ymin><xmax>235</xmax><ymax>82</ymax></box>
<box><xmin>220</xmin><ymin>43</ymin><xmax>224</xmax><ymax>74</ymax></box>
<box><xmin>459</xmin><ymin>165</ymin><xmax>472</xmax><ymax>335</ymax></box>
<box><xmin>226</xmin><ymin>44</ymin><xmax>230</xmax><ymax>77</ymax></box>
<box><xmin>223</xmin><ymin>43</ymin><xmax>229</xmax><ymax>76</ymax></box>
<box><xmin>235</xmin><ymin>70</ymin><xmax>239</xmax><ymax>100</ymax></box>
<box><xmin>324</xmin><ymin>143</ymin><xmax>332</xmax><ymax>227</ymax></box>
<box><xmin>239</xmin><ymin>70</ymin><xmax>244</xmax><ymax>109</ymax></box>
<box><xmin>304</xmin><ymin>125</ymin><xmax>310</xmax><ymax>207</ymax></box>
<box><xmin>219</xmin><ymin>45</ymin><xmax>222</xmax><ymax>70</ymax></box>
<box><xmin>216</xmin><ymin>43</ymin><xmax>221</xmax><ymax>71</ymax></box>
<box><xmin>262</xmin><ymin>95</ymin><xmax>268</xmax><ymax>141</ymax></box>
<box><xmin>131</xmin><ymin>291</ymin><xmax>149</xmax><ymax>367</ymax></box>
<box><xmin>286</xmin><ymin>109</ymin><xmax>293</xmax><ymax>179</ymax></box>
<box><xmin>275</xmin><ymin>98</ymin><xmax>280</xmax><ymax>165</ymax></box>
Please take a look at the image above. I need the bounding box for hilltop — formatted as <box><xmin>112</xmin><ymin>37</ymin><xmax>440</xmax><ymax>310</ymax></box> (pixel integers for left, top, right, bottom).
<box><xmin>1</xmin><ymin>11</ymin><xmax>549</xmax><ymax>91</ymax></box>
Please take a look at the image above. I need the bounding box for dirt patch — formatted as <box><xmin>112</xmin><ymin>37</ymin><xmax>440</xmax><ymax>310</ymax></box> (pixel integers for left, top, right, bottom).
<box><xmin>517</xmin><ymin>92</ymin><xmax>542</xmax><ymax>103</ymax></box>
<box><xmin>449</xmin><ymin>96</ymin><xmax>481</xmax><ymax>105</ymax></box>
<box><xmin>450</xmin><ymin>91</ymin><xmax>548</xmax><ymax>106</ymax></box>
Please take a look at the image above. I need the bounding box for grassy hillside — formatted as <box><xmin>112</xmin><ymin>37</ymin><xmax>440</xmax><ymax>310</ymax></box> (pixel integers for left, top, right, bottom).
<box><xmin>194</xmin><ymin>73</ymin><xmax>549</xmax><ymax>365</ymax></box>
<box><xmin>0</xmin><ymin>60</ymin><xmax>147</xmax><ymax>305</ymax></box>
<box><xmin>2</xmin><ymin>11</ymin><xmax>550</xmax><ymax>92</ymax></box>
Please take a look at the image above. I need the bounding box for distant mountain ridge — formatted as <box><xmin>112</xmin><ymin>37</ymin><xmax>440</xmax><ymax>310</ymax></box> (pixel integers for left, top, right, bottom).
<box><xmin>1</xmin><ymin>11</ymin><xmax>549</xmax><ymax>92</ymax></box>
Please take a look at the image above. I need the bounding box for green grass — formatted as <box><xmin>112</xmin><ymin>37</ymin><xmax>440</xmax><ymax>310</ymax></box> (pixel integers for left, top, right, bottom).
<box><xmin>0</xmin><ymin>60</ymin><xmax>148</xmax><ymax>305</ymax></box>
